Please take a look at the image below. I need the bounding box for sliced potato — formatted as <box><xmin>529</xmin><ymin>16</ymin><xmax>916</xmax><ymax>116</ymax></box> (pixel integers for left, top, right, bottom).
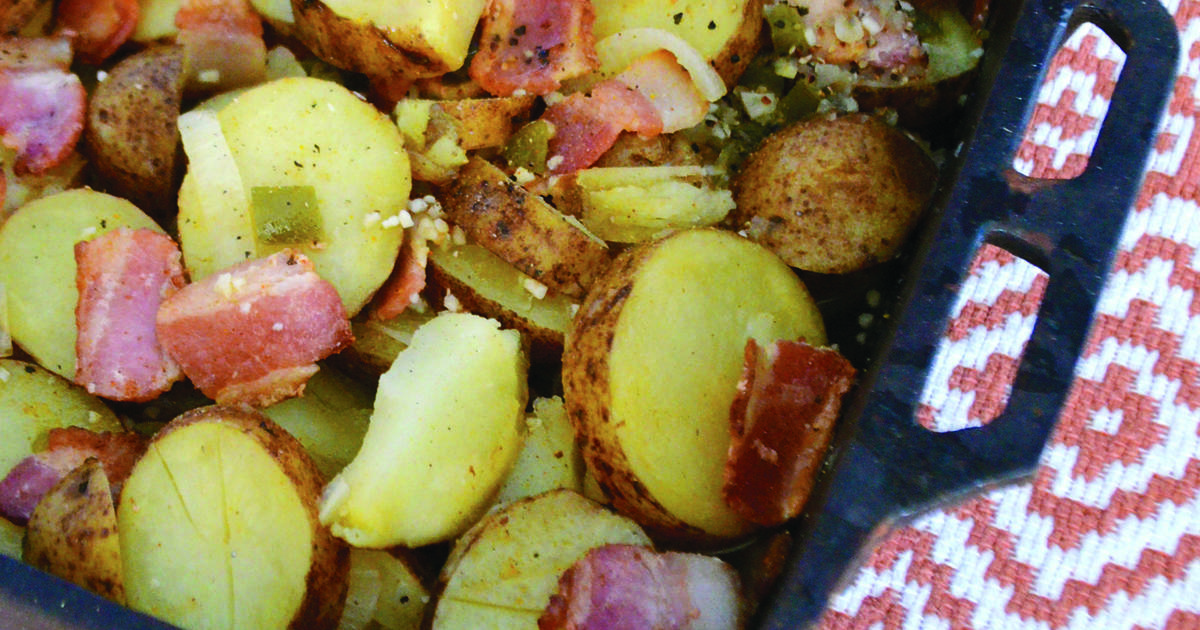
<box><xmin>292</xmin><ymin>0</ymin><xmax>486</xmax><ymax>79</ymax></box>
<box><xmin>563</xmin><ymin>228</ymin><xmax>826</xmax><ymax>545</ymax></box>
<box><xmin>440</xmin><ymin>157</ymin><xmax>610</xmax><ymax>299</ymax></box>
<box><xmin>591</xmin><ymin>0</ymin><xmax>762</xmax><ymax>86</ymax></box>
<box><xmin>84</xmin><ymin>45</ymin><xmax>185</xmax><ymax>217</ymax></box>
<box><xmin>260</xmin><ymin>367</ymin><xmax>373</xmax><ymax>479</ymax></box>
<box><xmin>119</xmin><ymin>406</ymin><xmax>348</xmax><ymax>630</ymax></box>
<box><xmin>731</xmin><ymin>114</ymin><xmax>937</xmax><ymax>273</ymax></box>
<box><xmin>177</xmin><ymin>77</ymin><xmax>412</xmax><ymax>315</ymax></box>
<box><xmin>0</xmin><ymin>190</ymin><xmax>163</xmax><ymax>378</ymax></box>
<box><xmin>431</xmin><ymin>489</ymin><xmax>651</xmax><ymax>628</ymax></box>
<box><xmin>427</xmin><ymin>241</ymin><xmax>577</xmax><ymax>361</ymax></box>
<box><xmin>23</xmin><ymin>459</ymin><xmax>124</xmax><ymax>603</ymax></box>
<box><xmin>494</xmin><ymin>397</ymin><xmax>584</xmax><ymax>506</ymax></box>
<box><xmin>320</xmin><ymin>313</ymin><xmax>527</xmax><ymax>548</ymax></box>
<box><xmin>340</xmin><ymin>548</ymin><xmax>429</xmax><ymax>630</ymax></box>
<box><xmin>571</xmin><ymin>166</ymin><xmax>735</xmax><ymax>243</ymax></box>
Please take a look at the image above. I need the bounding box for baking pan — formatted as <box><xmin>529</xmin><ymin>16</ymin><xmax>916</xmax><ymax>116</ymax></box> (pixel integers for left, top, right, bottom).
<box><xmin>757</xmin><ymin>0</ymin><xmax>1179</xmax><ymax>628</ymax></box>
<box><xmin>0</xmin><ymin>0</ymin><xmax>1180</xmax><ymax>628</ymax></box>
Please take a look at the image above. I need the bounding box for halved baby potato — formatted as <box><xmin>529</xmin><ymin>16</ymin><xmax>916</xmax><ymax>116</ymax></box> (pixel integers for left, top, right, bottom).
<box><xmin>118</xmin><ymin>406</ymin><xmax>348</xmax><ymax>630</ymax></box>
<box><xmin>563</xmin><ymin>228</ymin><xmax>826</xmax><ymax>545</ymax></box>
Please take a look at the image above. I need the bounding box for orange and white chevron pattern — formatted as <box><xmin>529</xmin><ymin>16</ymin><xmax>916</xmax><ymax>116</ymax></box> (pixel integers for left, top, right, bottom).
<box><xmin>818</xmin><ymin>3</ymin><xmax>1200</xmax><ymax>628</ymax></box>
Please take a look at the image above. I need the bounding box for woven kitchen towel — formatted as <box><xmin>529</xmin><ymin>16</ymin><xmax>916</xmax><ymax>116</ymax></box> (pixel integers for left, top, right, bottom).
<box><xmin>818</xmin><ymin>3</ymin><xmax>1200</xmax><ymax>628</ymax></box>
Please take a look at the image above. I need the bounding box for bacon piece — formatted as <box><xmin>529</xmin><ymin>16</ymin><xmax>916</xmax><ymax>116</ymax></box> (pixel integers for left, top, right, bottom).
<box><xmin>539</xmin><ymin>544</ymin><xmax>742</xmax><ymax>630</ymax></box>
<box><xmin>541</xmin><ymin>80</ymin><xmax>661</xmax><ymax>174</ymax></box>
<box><xmin>156</xmin><ymin>250</ymin><xmax>353</xmax><ymax>407</ymax></box>
<box><xmin>0</xmin><ymin>428</ymin><xmax>146</xmax><ymax>526</ymax></box>
<box><xmin>0</xmin><ymin>37</ymin><xmax>85</xmax><ymax>175</ymax></box>
<box><xmin>174</xmin><ymin>0</ymin><xmax>266</xmax><ymax>92</ymax></box>
<box><xmin>798</xmin><ymin>0</ymin><xmax>927</xmax><ymax>81</ymax></box>
<box><xmin>470</xmin><ymin>0</ymin><xmax>598</xmax><ymax>97</ymax></box>
<box><xmin>54</xmin><ymin>0</ymin><xmax>138</xmax><ymax>65</ymax></box>
<box><xmin>370</xmin><ymin>237</ymin><xmax>428</xmax><ymax>321</ymax></box>
<box><xmin>75</xmin><ymin>229</ymin><xmax>186</xmax><ymax>402</ymax></box>
<box><xmin>723</xmin><ymin>339</ymin><xmax>856</xmax><ymax>526</ymax></box>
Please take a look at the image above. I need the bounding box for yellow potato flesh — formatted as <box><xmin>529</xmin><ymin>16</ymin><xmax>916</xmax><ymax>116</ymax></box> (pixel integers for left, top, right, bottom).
<box><xmin>178</xmin><ymin>77</ymin><xmax>411</xmax><ymax>315</ymax></box>
<box><xmin>0</xmin><ymin>190</ymin><xmax>163</xmax><ymax>377</ymax></box>
<box><xmin>321</xmin><ymin>313</ymin><xmax>526</xmax><ymax>548</ymax></box>
<box><xmin>609</xmin><ymin>230</ymin><xmax>826</xmax><ymax>537</ymax></box>
<box><xmin>119</xmin><ymin>422</ymin><xmax>312</xmax><ymax>630</ymax></box>
<box><xmin>320</xmin><ymin>0</ymin><xmax>485</xmax><ymax>70</ymax></box>
<box><xmin>592</xmin><ymin>0</ymin><xmax>744</xmax><ymax>62</ymax></box>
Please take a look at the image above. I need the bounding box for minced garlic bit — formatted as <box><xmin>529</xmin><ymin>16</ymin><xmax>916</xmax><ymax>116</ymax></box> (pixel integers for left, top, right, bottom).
<box><xmin>451</xmin><ymin>226</ymin><xmax>467</xmax><ymax>246</ymax></box>
<box><xmin>512</xmin><ymin>88</ymin><xmax>528</xmax><ymax>97</ymax></box>
<box><xmin>397</xmin><ymin>209</ymin><xmax>415</xmax><ymax>229</ymax></box>
<box><xmin>362</xmin><ymin>211</ymin><xmax>382</xmax><ymax>227</ymax></box>
<box><xmin>381</xmin><ymin>214</ymin><xmax>403</xmax><ymax>229</ymax></box>
<box><xmin>513</xmin><ymin>167</ymin><xmax>536</xmax><ymax>184</ymax></box>
<box><xmin>87</xmin><ymin>410</ymin><xmax>101</xmax><ymax>425</ymax></box>
<box><xmin>96</xmin><ymin>70</ymin><xmax>108</xmax><ymax>82</ymax></box>
<box><xmin>522</xmin><ymin>277</ymin><xmax>548</xmax><ymax>299</ymax></box>
<box><xmin>79</xmin><ymin>226</ymin><xmax>98</xmax><ymax>240</ymax></box>
<box><xmin>198</xmin><ymin>69</ymin><xmax>221</xmax><ymax>84</ymax></box>
<box><xmin>433</xmin><ymin>218</ymin><xmax>450</xmax><ymax>235</ymax></box>
<box><xmin>569</xmin><ymin>303</ymin><xmax>580</xmax><ymax>317</ymax></box>
<box><xmin>215</xmin><ymin>272</ymin><xmax>236</xmax><ymax>299</ymax></box>
<box><xmin>546</xmin><ymin>155</ymin><xmax>565</xmax><ymax>171</ymax></box>
<box><xmin>0</xmin><ymin>366</ymin><xmax>9</xmax><ymax>383</ymax></box>
<box><xmin>239</xmin><ymin>302</ymin><xmax>252</xmax><ymax>314</ymax></box>
<box><xmin>543</xmin><ymin>91</ymin><xmax>565</xmax><ymax>106</ymax></box>
<box><xmin>443</xmin><ymin>291</ymin><xmax>462</xmax><ymax>312</ymax></box>
<box><xmin>272</xmin><ymin>322</ymin><xmax>284</xmax><ymax>331</ymax></box>
<box><xmin>407</xmin><ymin>197</ymin><xmax>429</xmax><ymax>214</ymax></box>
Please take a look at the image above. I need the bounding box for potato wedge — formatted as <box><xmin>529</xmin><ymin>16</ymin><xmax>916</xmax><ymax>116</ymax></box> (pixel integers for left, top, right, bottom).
<box><xmin>319</xmin><ymin>313</ymin><xmax>527</xmax><ymax>548</ymax></box>
<box><xmin>440</xmin><ymin>157</ymin><xmax>610</xmax><ymax>299</ymax></box>
<box><xmin>563</xmin><ymin>228</ymin><xmax>825</xmax><ymax>545</ymax></box>
<box><xmin>177</xmin><ymin>77</ymin><xmax>411</xmax><ymax>315</ymax></box>
<box><xmin>591</xmin><ymin>0</ymin><xmax>762</xmax><ymax>87</ymax></box>
<box><xmin>731</xmin><ymin>114</ymin><xmax>937</xmax><ymax>274</ymax></box>
<box><xmin>431</xmin><ymin>489</ymin><xmax>651</xmax><ymax>628</ymax></box>
<box><xmin>0</xmin><ymin>190</ymin><xmax>163</xmax><ymax>378</ymax></box>
<box><xmin>291</xmin><ymin>0</ymin><xmax>486</xmax><ymax>79</ymax></box>
<box><xmin>571</xmin><ymin>165</ymin><xmax>735</xmax><ymax>243</ymax></box>
<box><xmin>426</xmin><ymin>241</ymin><xmax>577</xmax><ymax>362</ymax></box>
<box><xmin>119</xmin><ymin>406</ymin><xmax>348</xmax><ymax>630</ymax></box>
<box><xmin>436</xmin><ymin>96</ymin><xmax>537</xmax><ymax>152</ymax></box>
<box><xmin>84</xmin><ymin>45</ymin><xmax>185</xmax><ymax>218</ymax></box>
<box><xmin>494</xmin><ymin>397</ymin><xmax>585</xmax><ymax>506</ymax></box>
<box><xmin>340</xmin><ymin>548</ymin><xmax>428</xmax><ymax>630</ymax></box>
<box><xmin>23</xmin><ymin>458</ymin><xmax>124</xmax><ymax>603</ymax></box>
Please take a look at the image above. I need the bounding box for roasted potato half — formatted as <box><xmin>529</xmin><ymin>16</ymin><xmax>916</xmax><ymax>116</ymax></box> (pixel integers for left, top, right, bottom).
<box><xmin>592</xmin><ymin>0</ymin><xmax>763</xmax><ymax>87</ymax></box>
<box><xmin>84</xmin><ymin>45</ymin><xmax>186</xmax><ymax>218</ymax></box>
<box><xmin>731</xmin><ymin>114</ymin><xmax>938</xmax><ymax>274</ymax></box>
<box><xmin>563</xmin><ymin>228</ymin><xmax>826</xmax><ymax>546</ymax></box>
<box><xmin>118</xmin><ymin>406</ymin><xmax>349</xmax><ymax>630</ymax></box>
<box><xmin>291</xmin><ymin>0</ymin><xmax>486</xmax><ymax>79</ymax></box>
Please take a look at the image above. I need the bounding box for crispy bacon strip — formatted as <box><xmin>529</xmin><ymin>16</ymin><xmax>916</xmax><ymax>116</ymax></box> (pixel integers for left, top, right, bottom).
<box><xmin>539</xmin><ymin>544</ymin><xmax>743</xmax><ymax>630</ymax></box>
<box><xmin>613</xmin><ymin>50</ymin><xmax>709</xmax><ymax>134</ymax></box>
<box><xmin>470</xmin><ymin>0</ymin><xmax>598</xmax><ymax>97</ymax></box>
<box><xmin>174</xmin><ymin>0</ymin><xmax>266</xmax><ymax>91</ymax></box>
<box><xmin>0</xmin><ymin>428</ymin><xmax>146</xmax><ymax>526</ymax></box>
<box><xmin>54</xmin><ymin>0</ymin><xmax>138</xmax><ymax>65</ymax></box>
<box><xmin>369</xmin><ymin>237</ymin><xmax>427</xmax><ymax>321</ymax></box>
<box><xmin>0</xmin><ymin>37</ymin><xmax>85</xmax><ymax>175</ymax></box>
<box><xmin>541</xmin><ymin>79</ymin><xmax>662</xmax><ymax>174</ymax></box>
<box><xmin>723</xmin><ymin>339</ymin><xmax>856</xmax><ymax>526</ymax></box>
<box><xmin>156</xmin><ymin>250</ymin><xmax>353</xmax><ymax>407</ymax></box>
<box><xmin>75</xmin><ymin>228</ymin><xmax>187</xmax><ymax>402</ymax></box>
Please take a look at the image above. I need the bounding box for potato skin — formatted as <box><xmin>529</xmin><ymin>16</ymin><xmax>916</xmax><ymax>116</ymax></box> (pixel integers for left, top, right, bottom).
<box><xmin>158</xmin><ymin>406</ymin><xmax>350</xmax><ymax>630</ymax></box>
<box><xmin>291</xmin><ymin>0</ymin><xmax>449</xmax><ymax>79</ymax></box>
<box><xmin>562</xmin><ymin>242</ymin><xmax>713</xmax><ymax>545</ymax></box>
<box><xmin>84</xmin><ymin>45</ymin><xmax>186</xmax><ymax>218</ymax></box>
<box><xmin>440</xmin><ymin>157</ymin><xmax>611</xmax><ymax>299</ymax></box>
<box><xmin>731</xmin><ymin>114</ymin><xmax>937</xmax><ymax>274</ymax></box>
<box><xmin>709</xmin><ymin>0</ymin><xmax>762</xmax><ymax>87</ymax></box>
